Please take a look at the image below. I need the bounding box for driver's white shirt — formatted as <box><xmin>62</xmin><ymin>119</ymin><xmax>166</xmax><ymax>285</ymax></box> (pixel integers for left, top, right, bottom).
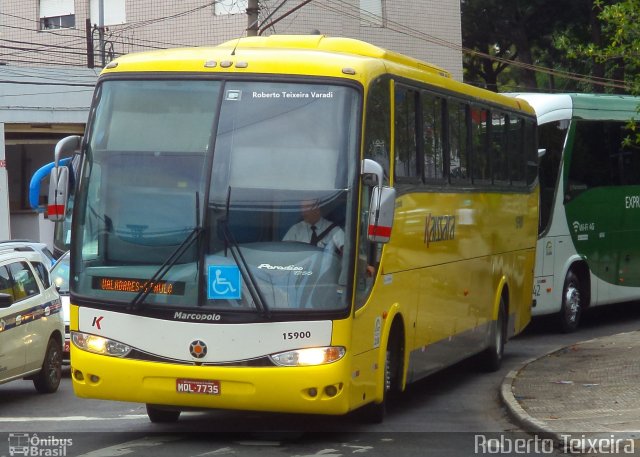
<box><xmin>283</xmin><ymin>217</ymin><xmax>344</xmax><ymax>252</ymax></box>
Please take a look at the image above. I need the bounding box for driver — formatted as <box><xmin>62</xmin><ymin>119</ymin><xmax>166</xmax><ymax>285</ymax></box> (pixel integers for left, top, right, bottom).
<box><xmin>283</xmin><ymin>199</ymin><xmax>344</xmax><ymax>255</ymax></box>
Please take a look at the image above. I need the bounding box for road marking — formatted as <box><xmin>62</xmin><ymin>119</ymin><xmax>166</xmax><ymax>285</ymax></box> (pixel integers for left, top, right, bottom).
<box><xmin>75</xmin><ymin>435</ymin><xmax>182</xmax><ymax>457</ymax></box>
<box><xmin>0</xmin><ymin>415</ymin><xmax>147</xmax><ymax>422</ymax></box>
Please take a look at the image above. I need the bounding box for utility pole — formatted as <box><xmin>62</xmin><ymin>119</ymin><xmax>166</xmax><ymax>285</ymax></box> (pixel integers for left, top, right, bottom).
<box><xmin>247</xmin><ymin>0</ymin><xmax>259</xmax><ymax>36</ymax></box>
<box><xmin>98</xmin><ymin>0</ymin><xmax>106</xmax><ymax>66</ymax></box>
<box><xmin>85</xmin><ymin>18</ymin><xmax>95</xmax><ymax>68</ymax></box>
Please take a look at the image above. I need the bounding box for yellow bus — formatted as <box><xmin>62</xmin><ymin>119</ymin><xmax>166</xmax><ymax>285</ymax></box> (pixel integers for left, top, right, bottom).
<box><xmin>53</xmin><ymin>35</ymin><xmax>538</xmax><ymax>423</ymax></box>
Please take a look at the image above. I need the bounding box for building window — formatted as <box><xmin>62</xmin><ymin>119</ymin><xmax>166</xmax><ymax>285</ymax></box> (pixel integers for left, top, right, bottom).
<box><xmin>215</xmin><ymin>0</ymin><xmax>248</xmax><ymax>15</ymax></box>
<box><xmin>360</xmin><ymin>0</ymin><xmax>383</xmax><ymax>27</ymax></box>
<box><xmin>90</xmin><ymin>0</ymin><xmax>126</xmax><ymax>26</ymax></box>
<box><xmin>40</xmin><ymin>0</ymin><xmax>75</xmax><ymax>30</ymax></box>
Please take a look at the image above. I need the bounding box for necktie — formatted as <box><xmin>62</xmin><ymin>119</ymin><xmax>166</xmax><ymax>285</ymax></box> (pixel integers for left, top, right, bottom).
<box><xmin>310</xmin><ymin>225</ymin><xmax>319</xmax><ymax>246</ymax></box>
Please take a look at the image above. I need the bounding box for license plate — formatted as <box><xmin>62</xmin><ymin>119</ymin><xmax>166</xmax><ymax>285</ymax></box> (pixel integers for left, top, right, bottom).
<box><xmin>176</xmin><ymin>378</ymin><xmax>221</xmax><ymax>395</ymax></box>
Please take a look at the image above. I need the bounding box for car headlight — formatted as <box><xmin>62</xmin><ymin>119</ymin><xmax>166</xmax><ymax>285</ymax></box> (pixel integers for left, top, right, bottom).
<box><xmin>71</xmin><ymin>331</ymin><xmax>131</xmax><ymax>357</ymax></box>
<box><xmin>269</xmin><ymin>346</ymin><xmax>345</xmax><ymax>366</ymax></box>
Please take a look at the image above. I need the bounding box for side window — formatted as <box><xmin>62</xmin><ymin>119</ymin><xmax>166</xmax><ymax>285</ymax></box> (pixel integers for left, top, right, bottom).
<box><xmin>0</xmin><ymin>266</ymin><xmax>12</xmax><ymax>302</ymax></box>
<box><xmin>471</xmin><ymin>107</ymin><xmax>491</xmax><ymax>184</ymax></box>
<box><xmin>358</xmin><ymin>76</ymin><xmax>392</xmax><ymax>309</ymax></box>
<box><xmin>448</xmin><ymin>101</ymin><xmax>470</xmax><ymax>182</ymax></box>
<box><xmin>364</xmin><ymin>77</ymin><xmax>391</xmax><ymax>184</ymax></box>
<box><xmin>8</xmin><ymin>262</ymin><xmax>40</xmax><ymax>301</ymax></box>
<box><xmin>33</xmin><ymin>262</ymin><xmax>51</xmax><ymax>289</ymax></box>
<box><xmin>491</xmin><ymin>112</ymin><xmax>509</xmax><ymax>184</ymax></box>
<box><xmin>568</xmin><ymin>121</ymin><xmax>626</xmax><ymax>194</ymax></box>
<box><xmin>525</xmin><ymin>119</ymin><xmax>538</xmax><ymax>187</ymax></box>
<box><xmin>509</xmin><ymin>116</ymin><xmax>526</xmax><ymax>187</ymax></box>
<box><xmin>394</xmin><ymin>85</ymin><xmax>419</xmax><ymax>181</ymax></box>
<box><xmin>422</xmin><ymin>92</ymin><xmax>445</xmax><ymax>181</ymax></box>
<box><xmin>538</xmin><ymin>120</ymin><xmax>567</xmax><ymax>233</ymax></box>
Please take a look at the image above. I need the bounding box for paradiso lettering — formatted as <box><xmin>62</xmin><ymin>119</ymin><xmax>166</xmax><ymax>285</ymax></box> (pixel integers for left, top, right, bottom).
<box><xmin>424</xmin><ymin>214</ymin><xmax>456</xmax><ymax>247</ymax></box>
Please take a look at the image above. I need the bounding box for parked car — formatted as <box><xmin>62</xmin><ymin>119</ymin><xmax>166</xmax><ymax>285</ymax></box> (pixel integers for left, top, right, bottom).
<box><xmin>49</xmin><ymin>251</ymin><xmax>70</xmax><ymax>364</ymax></box>
<box><xmin>0</xmin><ymin>240</ymin><xmax>56</xmax><ymax>267</ymax></box>
<box><xmin>0</xmin><ymin>246</ymin><xmax>64</xmax><ymax>393</ymax></box>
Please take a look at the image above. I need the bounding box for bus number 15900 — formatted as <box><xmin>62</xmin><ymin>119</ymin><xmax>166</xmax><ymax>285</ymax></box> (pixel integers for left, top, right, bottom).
<box><xmin>283</xmin><ymin>331</ymin><xmax>311</xmax><ymax>340</ymax></box>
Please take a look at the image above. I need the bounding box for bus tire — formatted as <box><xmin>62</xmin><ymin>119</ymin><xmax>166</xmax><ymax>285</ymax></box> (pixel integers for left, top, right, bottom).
<box><xmin>362</xmin><ymin>323</ymin><xmax>403</xmax><ymax>424</ymax></box>
<box><xmin>146</xmin><ymin>404</ymin><xmax>181</xmax><ymax>423</ymax></box>
<box><xmin>33</xmin><ymin>338</ymin><xmax>62</xmax><ymax>394</ymax></box>
<box><xmin>478</xmin><ymin>299</ymin><xmax>506</xmax><ymax>372</ymax></box>
<box><xmin>559</xmin><ymin>270</ymin><xmax>582</xmax><ymax>333</ymax></box>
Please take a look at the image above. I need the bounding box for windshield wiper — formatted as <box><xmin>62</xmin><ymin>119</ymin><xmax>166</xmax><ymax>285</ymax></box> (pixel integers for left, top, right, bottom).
<box><xmin>219</xmin><ymin>187</ymin><xmax>269</xmax><ymax>316</ymax></box>
<box><xmin>128</xmin><ymin>193</ymin><xmax>202</xmax><ymax>312</ymax></box>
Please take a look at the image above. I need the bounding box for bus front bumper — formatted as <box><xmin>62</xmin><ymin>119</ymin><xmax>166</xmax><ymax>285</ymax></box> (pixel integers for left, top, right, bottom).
<box><xmin>70</xmin><ymin>347</ymin><xmax>353</xmax><ymax>416</ymax></box>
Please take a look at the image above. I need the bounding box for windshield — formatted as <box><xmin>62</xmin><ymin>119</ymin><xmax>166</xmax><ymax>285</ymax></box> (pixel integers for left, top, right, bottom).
<box><xmin>72</xmin><ymin>78</ymin><xmax>360</xmax><ymax>315</ymax></box>
<box><xmin>51</xmin><ymin>251</ymin><xmax>70</xmax><ymax>294</ymax></box>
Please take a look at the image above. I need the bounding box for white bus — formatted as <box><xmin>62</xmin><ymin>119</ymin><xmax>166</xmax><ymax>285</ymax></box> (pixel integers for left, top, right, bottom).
<box><xmin>511</xmin><ymin>93</ymin><xmax>640</xmax><ymax>331</ymax></box>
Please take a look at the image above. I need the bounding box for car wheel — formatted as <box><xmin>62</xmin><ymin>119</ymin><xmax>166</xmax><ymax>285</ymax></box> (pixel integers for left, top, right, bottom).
<box><xmin>33</xmin><ymin>338</ymin><xmax>62</xmax><ymax>393</ymax></box>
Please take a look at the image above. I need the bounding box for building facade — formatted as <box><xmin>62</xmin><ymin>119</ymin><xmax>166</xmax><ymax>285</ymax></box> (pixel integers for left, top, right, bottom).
<box><xmin>0</xmin><ymin>0</ymin><xmax>462</xmax><ymax>244</ymax></box>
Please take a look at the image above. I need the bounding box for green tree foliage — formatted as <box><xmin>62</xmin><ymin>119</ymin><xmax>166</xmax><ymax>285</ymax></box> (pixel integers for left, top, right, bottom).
<box><xmin>590</xmin><ymin>0</ymin><xmax>640</xmax><ymax>94</ymax></box>
<box><xmin>461</xmin><ymin>0</ymin><xmax>622</xmax><ymax>93</ymax></box>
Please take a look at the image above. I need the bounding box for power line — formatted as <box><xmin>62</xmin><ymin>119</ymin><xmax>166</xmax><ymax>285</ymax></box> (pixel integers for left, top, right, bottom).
<box><xmin>316</xmin><ymin>0</ymin><xmax>631</xmax><ymax>91</ymax></box>
<box><xmin>0</xmin><ymin>1</ymin><xmax>633</xmax><ymax>92</ymax></box>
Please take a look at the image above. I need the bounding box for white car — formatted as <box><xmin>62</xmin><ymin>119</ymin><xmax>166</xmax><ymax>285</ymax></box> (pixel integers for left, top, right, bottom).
<box><xmin>50</xmin><ymin>251</ymin><xmax>70</xmax><ymax>364</ymax></box>
<box><xmin>0</xmin><ymin>247</ymin><xmax>64</xmax><ymax>393</ymax></box>
<box><xmin>0</xmin><ymin>240</ymin><xmax>56</xmax><ymax>267</ymax></box>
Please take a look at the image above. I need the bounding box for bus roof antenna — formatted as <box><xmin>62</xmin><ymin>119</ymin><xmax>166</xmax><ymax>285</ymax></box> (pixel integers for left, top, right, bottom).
<box><xmin>231</xmin><ymin>37</ymin><xmax>242</xmax><ymax>56</ymax></box>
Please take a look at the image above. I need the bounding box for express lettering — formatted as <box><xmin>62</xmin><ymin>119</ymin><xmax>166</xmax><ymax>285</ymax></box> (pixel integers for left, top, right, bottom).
<box><xmin>625</xmin><ymin>195</ymin><xmax>640</xmax><ymax>209</ymax></box>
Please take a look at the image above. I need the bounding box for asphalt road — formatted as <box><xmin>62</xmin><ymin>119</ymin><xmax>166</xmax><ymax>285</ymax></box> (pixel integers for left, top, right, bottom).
<box><xmin>1</xmin><ymin>301</ymin><xmax>639</xmax><ymax>456</ymax></box>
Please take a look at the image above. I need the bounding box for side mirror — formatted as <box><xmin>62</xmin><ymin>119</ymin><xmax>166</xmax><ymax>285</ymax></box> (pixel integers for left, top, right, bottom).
<box><xmin>47</xmin><ymin>136</ymin><xmax>81</xmax><ymax>222</ymax></box>
<box><xmin>47</xmin><ymin>166</ymin><xmax>69</xmax><ymax>222</ymax></box>
<box><xmin>538</xmin><ymin>148</ymin><xmax>547</xmax><ymax>158</ymax></box>
<box><xmin>367</xmin><ymin>185</ymin><xmax>396</xmax><ymax>243</ymax></box>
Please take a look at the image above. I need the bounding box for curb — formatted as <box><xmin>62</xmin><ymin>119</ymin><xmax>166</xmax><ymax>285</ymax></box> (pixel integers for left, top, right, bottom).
<box><xmin>500</xmin><ymin>361</ymin><xmax>563</xmax><ymax>443</ymax></box>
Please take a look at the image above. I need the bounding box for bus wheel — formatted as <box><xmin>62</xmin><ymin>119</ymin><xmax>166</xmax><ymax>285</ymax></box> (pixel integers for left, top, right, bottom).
<box><xmin>146</xmin><ymin>404</ymin><xmax>181</xmax><ymax>423</ymax></box>
<box><xmin>560</xmin><ymin>271</ymin><xmax>582</xmax><ymax>333</ymax></box>
<box><xmin>363</xmin><ymin>327</ymin><xmax>402</xmax><ymax>424</ymax></box>
<box><xmin>478</xmin><ymin>300</ymin><xmax>506</xmax><ymax>372</ymax></box>
<box><xmin>33</xmin><ymin>338</ymin><xmax>62</xmax><ymax>394</ymax></box>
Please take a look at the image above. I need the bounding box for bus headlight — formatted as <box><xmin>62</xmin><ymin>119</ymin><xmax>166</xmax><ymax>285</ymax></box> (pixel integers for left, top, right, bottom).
<box><xmin>269</xmin><ymin>346</ymin><xmax>345</xmax><ymax>366</ymax></box>
<box><xmin>71</xmin><ymin>331</ymin><xmax>132</xmax><ymax>357</ymax></box>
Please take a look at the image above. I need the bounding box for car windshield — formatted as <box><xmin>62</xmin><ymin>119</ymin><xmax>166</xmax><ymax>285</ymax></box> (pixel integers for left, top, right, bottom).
<box><xmin>71</xmin><ymin>78</ymin><xmax>360</xmax><ymax>315</ymax></box>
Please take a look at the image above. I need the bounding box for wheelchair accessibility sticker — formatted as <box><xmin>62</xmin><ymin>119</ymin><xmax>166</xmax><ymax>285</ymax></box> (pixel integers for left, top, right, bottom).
<box><xmin>208</xmin><ymin>265</ymin><xmax>241</xmax><ymax>300</ymax></box>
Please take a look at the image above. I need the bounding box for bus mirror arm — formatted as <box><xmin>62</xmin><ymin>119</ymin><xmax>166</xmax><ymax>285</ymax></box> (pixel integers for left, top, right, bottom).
<box><xmin>54</xmin><ymin>135</ymin><xmax>82</xmax><ymax>168</ymax></box>
<box><xmin>361</xmin><ymin>158</ymin><xmax>384</xmax><ymax>187</ymax></box>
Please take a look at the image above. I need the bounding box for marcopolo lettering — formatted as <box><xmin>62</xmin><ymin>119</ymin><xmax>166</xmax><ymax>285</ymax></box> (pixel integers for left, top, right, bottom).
<box><xmin>174</xmin><ymin>312</ymin><xmax>221</xmax><ymax>321</ymax></box>
<box><xmin>424</xmin><ymin>213</ymin><xmax>456</xmax><ymax>247</ymax></box>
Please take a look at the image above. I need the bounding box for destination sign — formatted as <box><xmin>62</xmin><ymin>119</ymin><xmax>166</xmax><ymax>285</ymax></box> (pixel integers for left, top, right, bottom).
<box><xmin>91</xmin><ymin>276</ymin><xmax>185</xmax><ymax>295</ymax></box>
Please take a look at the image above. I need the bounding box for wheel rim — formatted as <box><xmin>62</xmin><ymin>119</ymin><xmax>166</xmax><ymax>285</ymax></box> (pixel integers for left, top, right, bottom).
<box><xmin>564</xmin><ymin>282</ymin><xmax>581</xmax><ymax>324</ymax></box>
<box><xmin>47</xmin><ymin>346</ymin><xmax>62</xmax><ymax>384</ymax></box>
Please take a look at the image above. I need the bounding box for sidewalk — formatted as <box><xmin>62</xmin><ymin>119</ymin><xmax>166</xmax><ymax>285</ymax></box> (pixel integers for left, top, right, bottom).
<box><xmin>501</xmin><ymin>330</ymin><xmax>640</xmax><ymax>453</ymax></box>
